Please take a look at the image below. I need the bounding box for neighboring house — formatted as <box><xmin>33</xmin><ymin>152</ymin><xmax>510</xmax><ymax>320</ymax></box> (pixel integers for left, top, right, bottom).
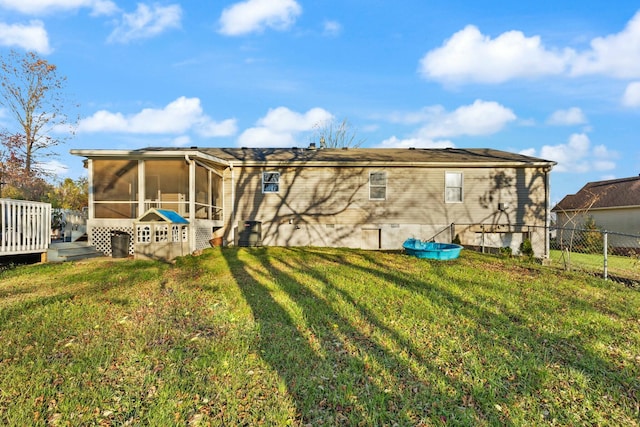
<box><xmin>552</xmin><ymin>175</ymin><xmax>640</xmax><ymax>247</ymax></box>
<box><xmin>70</xmin><ymin>146</ymin><xmax>556</xmax><ymax>258</ymax></box>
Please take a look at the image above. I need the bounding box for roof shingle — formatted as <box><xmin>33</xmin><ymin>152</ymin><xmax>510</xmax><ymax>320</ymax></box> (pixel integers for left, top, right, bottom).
<box><xmin>552</xmin><ymin>176</ymin><xmax>640</xmax><ymax>211</ymax></box>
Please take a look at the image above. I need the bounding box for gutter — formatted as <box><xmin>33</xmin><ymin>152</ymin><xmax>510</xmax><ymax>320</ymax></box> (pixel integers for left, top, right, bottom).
<box><xmin>70</xmin><ymin>149</ymin><xmax>230</xmax><ymax>167</ymax></box>
<box><xmin>224</xmin><ymin>160</ymin><xmax>557</xmax><ymax>169</ymax></box>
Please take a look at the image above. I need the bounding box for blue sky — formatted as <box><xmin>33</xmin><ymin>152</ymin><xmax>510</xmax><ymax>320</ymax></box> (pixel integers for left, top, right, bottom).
<box><xmin>1</xmin><ymin>0</ymin><xmax>639</xmax><ymax>204</ymax></box>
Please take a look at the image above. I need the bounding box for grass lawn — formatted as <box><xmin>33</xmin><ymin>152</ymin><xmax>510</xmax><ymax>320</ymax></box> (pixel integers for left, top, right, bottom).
<box><xmin>549</xmin><ymin>249</ymin><xmax>640</xmax><ymax>282</ymax></box>
<box><xmin>1</xmin><ymin>247</ymin><xmax>639</xmax><ymax>426</ymax></box>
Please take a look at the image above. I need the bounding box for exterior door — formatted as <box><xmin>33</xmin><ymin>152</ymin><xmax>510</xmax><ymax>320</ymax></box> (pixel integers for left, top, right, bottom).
<box><xmin>362</xmin><ymin>228</ymin><xmax>381</xmax><ymax>250</ymax></box>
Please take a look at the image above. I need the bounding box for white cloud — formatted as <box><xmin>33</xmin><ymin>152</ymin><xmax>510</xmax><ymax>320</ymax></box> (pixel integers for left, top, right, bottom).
<box><xmin>377</xmin><ymin>100</ymin><xmax>514</xmax><ymax>148</ymax></box>
<box><xmin>39</xmin><ymin>159</ymin><xmax>68</xmax><ymax>177</ymax></box>
<box><xmin>218</xmin><ymin>0</ymin><xmax>301</xmax><ymax>36</ymax></box>
<box><xmin>419</xmin><ymin>25</ymin><xmax>571</xmax><ymax>84</ymax></box>
<box><xmin>323</xmin><ymin>20</ymin><xmax>341</xmax><ymax>37</ymax></box>
<box><xmin>238</xmin><ymin>106</ymin><xmax>333</xmax><ymax>147</ymax></box>
<box><xmin>77</xmin><ymin>96</ymin><xmax>237</xmax><ymax>137</ymax></box>
<box><xmin>375</xmin><ymin>136</ymin><xmax>454</xmax><ymax>149</ymax></box>
<box><xmin>257</xmin><ymin>106</ymin><xmax>332</xmax><ymax>132</ymax></box>
<box><xmin>570</xmin><ymin>11</ymin><xmax>640</xmax><ymax>79</ymax></box>
<box><xmin>0</xmin><ymin>20</ymin><xmax>50</xmax><ymax>53</ymax></box>
<box><xmin>524</xmin><ymin>133</ymin><xmax>618</xmax><ymax>173</ymax></box>
<box><xmin>417</xmin><ymin>100</ymin><xmax>516</xmax><ymax>139</ymax></box>
<box><xmin>0</xmin><ymin>0</ymin><xmax>117</xmax><ymax>15</ymax></box>
<box><xmin>420</xmin><ymin>11</ymin><xmax>640</xmax><ymax>84</ymax></box>
<box><xmin>547</xmin><ymin>107</ymin><xmax>587</xmax><ymax>126</ymax></box>
<box><xmin>108</xmin><ymin>3</ymin><xmax>182</xmax><ymax>43</ymax></box>
<box><xmin>198</xmin><ymin>118</ymin><xmax>238</xmax><ymax>138</ymax></box>
<box><xmin>622</xmin><ymin>81</ymin><xmax>640</xmax><ymax>107</ymax></box>
<box><xmin>171</xmin><ymin>135</ymin><xmax>191</xmax><ymax>147</ymax></box>
<box><xmin>238</xmin><ymin>127</ymin><xmax>296</xmax><ymax>147</ymax></box>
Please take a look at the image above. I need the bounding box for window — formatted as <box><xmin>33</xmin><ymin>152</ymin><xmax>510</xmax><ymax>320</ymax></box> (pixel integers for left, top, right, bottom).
<box><xmin>369</xmin><ymin>171</ymin><xmax>386</xmax><ymax>200</ymax></box>
<box><xmin>262</xmin><ymin>171</ymin><xmax>280</xmax><ymax>193</ymax></box>
<box><xmin>445</xmin><ymin>172</ymin><xmax>463</xmax><ymax>203</ymax></box>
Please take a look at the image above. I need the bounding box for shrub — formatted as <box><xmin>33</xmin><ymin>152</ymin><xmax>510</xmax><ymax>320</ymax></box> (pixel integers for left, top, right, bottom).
<box><xmin>520</xmin><ymin>238</ymin><xmax>534</xmax><ymax>258</ymax></box>
<box><xmin>499</xmin><ymin>246</ymin><xmax>513</xmax><ymax>258</ymax></box>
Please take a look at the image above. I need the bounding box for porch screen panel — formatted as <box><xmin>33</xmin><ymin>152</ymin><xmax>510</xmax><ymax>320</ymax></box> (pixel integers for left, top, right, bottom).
<box><xmin>93</xmin><ymin>160</ymin><xmax>139</xmax><ymax>218</ymax></box>
<box><xmin>145</xmin><ymin>160</ymin><xmax>189</xmax><ymax>215</ymax></box>
<box><xmin>195</xmin><ymin>164</ymin><xmax>209</xmax><ymax>219</ymax></box>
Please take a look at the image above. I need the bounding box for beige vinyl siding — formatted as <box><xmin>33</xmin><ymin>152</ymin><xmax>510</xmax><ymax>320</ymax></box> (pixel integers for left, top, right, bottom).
<box><xmin>556</xmin><ymin>207</ymin><xmax>640</xmax><ymax>248</ymax></box>
<box><xmin>221</xmin><ymin>164</ymin><xmax>549</xmax><ymax>251</ymax></box>
<box><xmin>226</xmin><ymin>165</ymin><xmax>551</xmax><ymax>226</ymax></box>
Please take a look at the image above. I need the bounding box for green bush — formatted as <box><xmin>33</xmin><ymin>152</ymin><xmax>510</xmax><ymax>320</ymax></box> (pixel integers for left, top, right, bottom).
<box><xmin>499</xmin><ymin>246</ymin><xmax>513</xmax><ymax>258</ymax></box>
<box><xmin>579</xmin><ymin>216</ymin><xmax>604</xmax><ymax>254</ymax></box>
<box><xmin>520</xmin><ymin>238</ymin><xmax>534</xmax><ymax>258</ymax></box>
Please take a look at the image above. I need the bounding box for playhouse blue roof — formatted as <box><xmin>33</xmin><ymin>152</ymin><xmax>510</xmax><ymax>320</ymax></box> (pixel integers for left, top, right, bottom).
<box><xmin>155</xmin><ymin>209</ymin><xmax>189</xmax><ymax>224</ymax></box>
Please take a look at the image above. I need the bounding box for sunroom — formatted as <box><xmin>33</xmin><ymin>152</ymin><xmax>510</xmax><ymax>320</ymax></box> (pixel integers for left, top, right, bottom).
<box><xmin>71</xmin><ymin>149</ymin><xmax>228</xmax><ymax>257</ymax></box>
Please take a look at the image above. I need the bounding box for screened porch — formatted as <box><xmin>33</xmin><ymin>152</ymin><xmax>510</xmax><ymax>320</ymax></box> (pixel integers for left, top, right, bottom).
<box><xmin>84</xmin><ymin>156</ymin><xmax>226</xmax><ymax>256</ymax></box>
<box><xmin>89</xmin><ymin>158</ymin><xmax>223</xmax><ymax>222</ymax></box>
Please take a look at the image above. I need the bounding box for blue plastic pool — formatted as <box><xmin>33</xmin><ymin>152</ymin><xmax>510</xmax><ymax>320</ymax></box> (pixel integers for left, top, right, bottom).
<box><xmin>403</xmin><ymin>238</ymin><xmax>463</xmax><ymax>260</ymax></box>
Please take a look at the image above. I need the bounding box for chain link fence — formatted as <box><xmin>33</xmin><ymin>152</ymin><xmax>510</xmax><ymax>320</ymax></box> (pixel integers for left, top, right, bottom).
<box><xmin>548</xmin><ymin>226</ymin><xmax>640</xmax><ymax>286</ymax></box>
<box><xmin>416</xmin><ymin>222</ymin><xmax>639</xmax><ymax>286</ymax></box>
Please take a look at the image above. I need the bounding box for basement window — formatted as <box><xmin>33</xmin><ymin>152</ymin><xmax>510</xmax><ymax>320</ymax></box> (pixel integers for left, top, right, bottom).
<box><xmin>262</xmin><ymin>171</ymin><xmax>280</xmax><ymax>193</ymax></box>
<box><xmin>369</xmin><ymin>171</ymin><xmax>387</xmax><ymax>200</ymax></box>
<box><xmin>445</xmin><ymin>171</ymin><xmax>463</xmax><ymax>203</ymax></box>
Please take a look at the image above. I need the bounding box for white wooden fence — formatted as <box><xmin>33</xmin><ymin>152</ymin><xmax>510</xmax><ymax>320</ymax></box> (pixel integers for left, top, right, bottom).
<box><xmin>0</xmin><ymin>199</ymin><xmax>51</xmax><ymax>256</ymax></box>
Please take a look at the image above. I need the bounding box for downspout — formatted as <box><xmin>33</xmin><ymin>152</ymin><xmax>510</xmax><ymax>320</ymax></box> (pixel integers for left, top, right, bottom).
<box><xmin>544</xmin><ymin>166</ymin><xmax>551</xmax><ymax>259</ymax></box>
<box><xmin>230</xmin><ymin>162</ymin><xmax>236</xmax><ymax>246</ymax></box>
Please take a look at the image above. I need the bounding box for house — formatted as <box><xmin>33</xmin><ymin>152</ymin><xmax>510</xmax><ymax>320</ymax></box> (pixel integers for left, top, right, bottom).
<box><xmin>552</xmin><ymin>175</ymin><xmax>640</xmax><ymax>248</ymax></box>
<box><xmin>70</xmin><ymin>146</ymin><xmax>556</xmax><ymax>258</ymax></box>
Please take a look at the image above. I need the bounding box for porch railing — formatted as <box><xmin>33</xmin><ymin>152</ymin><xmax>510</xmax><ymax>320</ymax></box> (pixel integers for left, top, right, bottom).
<box><xmin>0</xmin><ymin>199</ymin><xmax>51</xmax><ymax>255</ymax></box>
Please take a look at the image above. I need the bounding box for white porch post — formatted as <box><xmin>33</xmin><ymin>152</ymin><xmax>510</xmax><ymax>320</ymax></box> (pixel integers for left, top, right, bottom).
<box><xmin>138</xmin><ymin>159</ymin><xmax>145</xmax><ymax>217</ymax></box>
<box><xmin>87</xmin><ymin>159</ymin><xmax>95</xmax><ymax>220</ymax></box>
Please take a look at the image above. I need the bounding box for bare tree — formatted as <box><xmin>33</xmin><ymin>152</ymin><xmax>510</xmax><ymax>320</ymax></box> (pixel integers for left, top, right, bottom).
<box><xmin>310</xmin><ymin>117</ymin><xmax>364</xmax><ymax>148</ymax></box>
<box><xmin>0</xmin><ymin>50</ymin><xmax>77</xmax><ymax>175</ymax></box>
<box><xmin>554</xmin><ymin>187</ymin><xmax>609</xmax><ymax>270</ymax></box>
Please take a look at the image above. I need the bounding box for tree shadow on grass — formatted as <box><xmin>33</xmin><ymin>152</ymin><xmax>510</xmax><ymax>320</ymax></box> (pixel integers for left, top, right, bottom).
<box><xmin>0</xmin><ymin>260</ymin><xmax>167</xmax><ymax>327</ymax></box>
<box><xmin>220</xmin><ymin>247</ymin><xmax>492</xmax><ymax>425</ymax></box>
<box><xmin>305</xmin><ymin>247</ymin><xmax>640</xmax><ymax>423</ymax></box>
<box><xmin>226</xmin><ymin>248</ymin><xmax>640</xmax><ymax>424</ymax></box>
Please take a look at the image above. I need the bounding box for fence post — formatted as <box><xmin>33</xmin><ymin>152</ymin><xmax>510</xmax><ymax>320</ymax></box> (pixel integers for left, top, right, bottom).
<box><xmin>603</xmin><ymin>231</ymin><xmax>608</xmax><ymax>281</ymax></box>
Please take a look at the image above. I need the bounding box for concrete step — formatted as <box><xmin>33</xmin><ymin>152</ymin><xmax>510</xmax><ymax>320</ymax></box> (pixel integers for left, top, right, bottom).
<box><xmin>48</xmin><ymin>242</ymin><xmax>105</xmax><ymax>262</ymax></box>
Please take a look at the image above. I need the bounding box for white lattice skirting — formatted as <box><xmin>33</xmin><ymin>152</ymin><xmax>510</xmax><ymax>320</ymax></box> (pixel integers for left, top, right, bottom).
<box><xmin>90</xmin><ymin>226</ymin><xmax>135</xmax><ymax>257</ymax></box>
<box><xmin>90</xmin><ymin>224</ymin><xmax>214</xmax><ymax>256</ymax></box>
<box><xmin>195</xmin><ymin>226</ymin><xmax>214</xmax><ymax>251</ymax></box>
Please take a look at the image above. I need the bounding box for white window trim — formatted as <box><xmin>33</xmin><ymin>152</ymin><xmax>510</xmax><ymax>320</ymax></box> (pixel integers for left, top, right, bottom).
<box><xmin>262</xmin><ymin>171</ymin><xmax>280</xmax><ymax>194</ymax></box>
<box><xmin>445</xmin><ymin>171</ymin><xmax>463</xmax><ymax>203</ymax></box>
<box><xmin>369</xmin><ymin>171</ymin><xmax>387</xmax><ymax>201</ymax></box>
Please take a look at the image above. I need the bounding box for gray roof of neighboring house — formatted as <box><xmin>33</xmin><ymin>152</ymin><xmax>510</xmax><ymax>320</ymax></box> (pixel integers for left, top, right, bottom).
<box><xmin>552</xmin><ymin>176</ymin><xmax>640</xmax><ymax>212</ymax></box>
<box><xmin>71</xmin><ymin>146</ymin><xmax>556</xmax><ymax>167</ymax></box>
